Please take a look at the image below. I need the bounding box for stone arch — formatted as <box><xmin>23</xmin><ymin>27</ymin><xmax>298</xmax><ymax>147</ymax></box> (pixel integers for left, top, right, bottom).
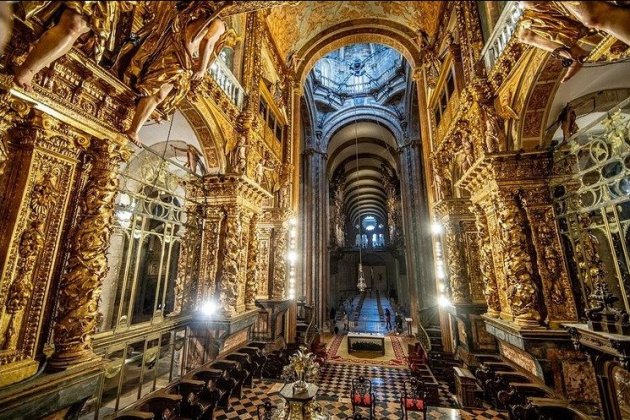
<box><xmin>178</xmin><ymin>99</ymin><xmax>229</xmax><ymax>173</ymax></box>
<box><xmin>295</xmin><ymin>19</ymin><xmax>420</xmax><ymax>86</ymax></box>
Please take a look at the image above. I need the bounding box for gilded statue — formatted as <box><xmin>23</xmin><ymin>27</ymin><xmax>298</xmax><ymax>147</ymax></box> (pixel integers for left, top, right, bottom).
<box><xmin>116</xmin><ymin>2</ymin><xmax>228</xmax><ymax>143</ymax></box>
<box><xmin>14</xmin><ymin>1</ymin><xmax>136</xmax><ymax>90</ymax></box>
<box><xmin>254</xmin><ymin>151</ymin><xmax>275</xmax><ymax>187</ymax></box>
<box><xmin>417</xmin><ymin>29</ymin><xmax>441</xmax><ymax>88</ymax></box>
<box><xmin>460</xmin><ymin>135</ymin><xmax>476</xmax><ymax>174</ymax></box>
<box><xmin>481</xmin><ymin>104</ymin><xmax>505</xmax><ymax>153</ymax></box>
<box><xmin>517</xmin><ymin>2</ymin><xmax>630</xmax><ymax>83</ymax></box>
<box><xmin>432</xmin><ymin>159</ymin><xmax>452</xmax><ymax>200</ymax></box>
<box><xmin>229</xmin><ymin>135</ymin><xmax>248</xmax><ymax>174</ymax></box>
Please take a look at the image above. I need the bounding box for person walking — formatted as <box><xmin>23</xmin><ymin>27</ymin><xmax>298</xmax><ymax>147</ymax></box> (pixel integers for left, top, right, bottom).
<box><xmin>329</xmin><ymin>306</ymin><xmax>336</xmax><ymax>333</ymax></box>
<box><xmin>342</xmin><ymin>311</ymin><xmax>349</xmax><ymax>331</ymax></box>
<box><xmin>385</xmin><ymin>308</ymin><xmax>392</xmax><ymax>331</ymax></box>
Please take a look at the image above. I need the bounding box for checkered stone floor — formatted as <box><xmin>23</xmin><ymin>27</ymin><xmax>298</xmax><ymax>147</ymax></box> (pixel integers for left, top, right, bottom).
<box><xmin>214</xmin><ymin>363</ymin><xmax>508</xmax><ymax>419</ymax></box>
<box><xmin>319</xmin><ymin>363</ymin><xmax>409</xmax><ymax>403</ymax></box>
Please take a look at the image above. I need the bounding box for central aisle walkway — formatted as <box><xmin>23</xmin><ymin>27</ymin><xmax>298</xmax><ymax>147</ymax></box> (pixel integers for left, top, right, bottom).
<box><xmin>351</xmin><ymin>291</ymin><xmax>394</xmax><ymax>333</ymax></box>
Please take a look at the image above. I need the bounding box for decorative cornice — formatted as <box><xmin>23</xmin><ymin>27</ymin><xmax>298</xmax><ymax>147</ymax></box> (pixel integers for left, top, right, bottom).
<box><xmin>191</xmin><ymin>175</ymin><xmax>273</xmax><ymax>212</ymax></box>
<box><xmin>457</xmin><ymin>151</ymin><xmax>552</xmax><ymax>194</ymax></box>
<box><xmin>433</xmin><ymin>198</ymin><xmax>474</xmax><ymax>220</ymax></box>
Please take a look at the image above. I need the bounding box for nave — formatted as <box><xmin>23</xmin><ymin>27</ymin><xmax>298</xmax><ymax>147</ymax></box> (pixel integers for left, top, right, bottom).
<box><xmin>2</xmin><ymin>1</ymin><xmax>630</xmax><ymax>419</ymax></box>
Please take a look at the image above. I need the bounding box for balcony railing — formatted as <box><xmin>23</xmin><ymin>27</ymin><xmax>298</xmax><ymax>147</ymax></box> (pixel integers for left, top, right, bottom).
<box><xmin>209</xmin><ymin>59</ymin><xmax>245</xmax><ymax>110</ymax></box>
<box><xmin>480</xmin><ymin>2</ymin><xmax>524</xmax><ymax>72</ymax></box>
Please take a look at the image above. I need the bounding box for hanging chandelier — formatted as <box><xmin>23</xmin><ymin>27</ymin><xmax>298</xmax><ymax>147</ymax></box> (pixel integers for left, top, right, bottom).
<box><xmin>353</xmin><ymin>105</ymin><xmax>367</xmax><ymax>293</ymax></box>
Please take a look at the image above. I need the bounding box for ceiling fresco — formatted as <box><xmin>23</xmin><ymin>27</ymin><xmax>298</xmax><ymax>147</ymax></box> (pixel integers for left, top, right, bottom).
<box><xmin>266</xmin><ymin>1</ymin><xmax>443</xmax><ymax>62</ymax></box>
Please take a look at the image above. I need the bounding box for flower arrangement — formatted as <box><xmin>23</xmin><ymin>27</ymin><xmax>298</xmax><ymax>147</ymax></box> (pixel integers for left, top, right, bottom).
<box><xmin>281</xmin><ymin>346</ymin><xmax>320</xmax><ymax>393</ymax></box>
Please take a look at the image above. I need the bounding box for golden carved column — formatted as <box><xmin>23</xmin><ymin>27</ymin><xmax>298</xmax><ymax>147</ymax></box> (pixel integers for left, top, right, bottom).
<box><xmin>245</xmin><ymin>215</ymin><xmax>260</xmax><ymax>310</ymax></box>
<box><xmin>493</xmin><ymin>189</ymin><xmax>543</xmax><ymax>327</ymax></box>
<box><xmin>0</xmin><ymin>93</ymin><xmax>30</xmax><ymax>176</ymax></box>
<box><xmin>197</xmin><ymin>209</ymin><xmax>225</xmax><ymax>306</ymax></box>
<box><xmin>48</xmin><ymin>138</ymin><xmax>130</xmax><ymax>371</ymax></box>
<box><xmin>521</xmin><ymin>188</ymin><xmax>578</xmax><ymax>325</ymax></box>
<box><xmin>0</xmin><ymin>111</ymin><xmax>89</xmax><ymax>385</ymax></box>
<box><xmin>237</xmin><ymin>209</ymin><xmax>254</xmax><ymax>312</ymax></box>
<box><xmin>218</xmin><ymin>207</ymin><xmax>242</xmax><ymax>316</ymax></box>
<box><xmin>444</xmin><ymin>223</ymin><xmax>472</xmax><ymax>304</ymax></box>
<box><xmin>471</xmin><ymin>203</ymin><xmax>501</xmax><ymax>317</ymax></box>
<box><xmin>173</xmin><ymin>204</ymin><xmax>203</xmax><ymax>315</ymax></box>
<box><xmin>271</xmin><ymin>224</ymin><xmax>288</xmax><ymax>300</ymax></box>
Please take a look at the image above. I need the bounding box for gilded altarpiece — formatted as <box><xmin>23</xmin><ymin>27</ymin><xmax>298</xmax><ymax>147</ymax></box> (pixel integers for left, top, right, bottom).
<box><xmin>0</xmin><ymin>111</ymin><xmax>89</xmax><ymax>385</ymax></box>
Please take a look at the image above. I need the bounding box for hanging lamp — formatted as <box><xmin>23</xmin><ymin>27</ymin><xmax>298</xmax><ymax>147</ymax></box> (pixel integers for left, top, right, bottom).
<box><xmin>353</xmin><ymin>104</ymin><xmax>367</xmax><ymax>293</ymax></box>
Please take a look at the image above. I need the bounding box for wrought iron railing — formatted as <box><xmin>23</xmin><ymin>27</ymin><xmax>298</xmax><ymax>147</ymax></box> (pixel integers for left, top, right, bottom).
<box><xmin>209</xmin><ymin>58</ymin><xmax>245</xmax><ymax>109</ymax></box>
<box><xmin>552</xmin><ymin>96</ymin><xmax>630</xmax><ymax>316</ymax></box>
<box><xmin>480</xmin><ymin>1</ymin><xmax>524</xmax><ymax>72</ymax></box>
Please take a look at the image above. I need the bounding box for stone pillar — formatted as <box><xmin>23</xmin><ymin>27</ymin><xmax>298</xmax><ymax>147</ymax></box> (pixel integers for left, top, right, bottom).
<box><xmin>49</xmin><ymin>138</ymin><xmax>130</xmax><ymax>371</ymax></box>
<box><xmin>300</xmin><ymin>147</ymin><xmax>327</xmax><ymax>325</ymax></box>
<box><xmin>0</xmin><ymin>110</ymin><xmax>89</xmax><ymax>384</ymax></box>
<box><xmin>397</xmin><ymin>141</ymin><xmax>434</xmax><ymax>320</ymax></box>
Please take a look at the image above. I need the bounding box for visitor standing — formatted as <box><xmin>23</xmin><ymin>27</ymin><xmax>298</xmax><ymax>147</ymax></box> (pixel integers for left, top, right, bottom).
<box><xmin>342</xmin><ymin>311</ymin><xmax>349</xmax><ymax>331</ymax></box>
<box><xmin>395</xmin><ymin>312</ymin><xmax>403</xmax><ymax>335</ymax></box>
<box><xmin>385</xmin><ymin>308</ymin><xmax>392</xmax><ymax>331</ymax></box>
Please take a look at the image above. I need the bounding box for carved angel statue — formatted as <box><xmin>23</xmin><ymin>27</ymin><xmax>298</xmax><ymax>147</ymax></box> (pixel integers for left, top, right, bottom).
<box><xmin>460</xmin><ymin>136</ymin><xmax>476</xmax><ymax>173</ymax></box>
<box><xmin>417</xmin><ymin>29</ymin><xmax>441</xmax><ymax>88</ymax></box>
<box><xmin>229</xmin><ymin>135</ymin><xmax>248</xmax><ymax>174</ymax></box>
<box><xmin>254</xmin><ymin>151</ymin><xmax>274</xmax><ymax>186</ymax></box>
<box><xmin>171</xmin><ymin>144</ymin><xmax>207</xmax><ymax>175</ymax></box>
<box><xmin>517</xmin><ymin>2</ymin><xmax>630</xmax><ymax>84</ymax></box>
<box><xmin>13</xmin><ymin>1</ymin><xmax>136</xmax><ymax>91</ymax></box>
<box><xmin>482</xmin><ymin>104</ymin><xmax>505</xmax><ymax>153</ymax></box>
<box><xmin>115</xmin><ymin>1</ymin><xmax>230</xmax><ymax>144</ymax></box>
<box><xmin>432</xmin><ymin>163</ymin><xmax>452</xmax><ymax>200</ymax></box>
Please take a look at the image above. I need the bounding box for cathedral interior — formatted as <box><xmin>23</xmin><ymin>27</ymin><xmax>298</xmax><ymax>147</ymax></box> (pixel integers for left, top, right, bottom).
<box><xmin>2</xmin><ymin>1</ymin><xmax>630</xmax><ymax>419</ymax></box>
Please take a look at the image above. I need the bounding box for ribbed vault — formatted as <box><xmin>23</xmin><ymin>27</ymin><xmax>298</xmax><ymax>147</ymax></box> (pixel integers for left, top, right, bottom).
<box><xmin>327</xmin><ymin>120</ymin><xmax>398</xmax><ymax>227</ymax></box>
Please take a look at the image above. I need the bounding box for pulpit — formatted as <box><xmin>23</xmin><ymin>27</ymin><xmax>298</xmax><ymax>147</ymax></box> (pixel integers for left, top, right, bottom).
<box><xmin>279</xmin><ymin>382</ymin><xmax>319</xmax><ymax>419</ymax></box>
